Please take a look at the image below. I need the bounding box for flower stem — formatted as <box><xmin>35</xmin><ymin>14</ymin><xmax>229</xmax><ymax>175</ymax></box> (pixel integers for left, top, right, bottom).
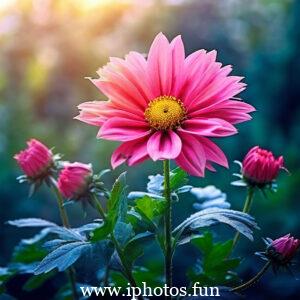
<box><xmin>231</xmin><ymin>261</ymin><xmax>271</xmax><ymax>292</ymax></box>
<box><xmin>50</xmin><ymin>178</ymin><xmax>78</xmax><ymax>300</ymax></box>
<box><xmin>51</xmin><ymin>179</ymin><xmax>70</xmax><ymax>228</ymax></box>
<box><xmin>163</xmin><ymin>160</ymin><xmax>172</xmax><ymax>296</ymax></box>
<box><xmin>232</xmin><ymin>187</ymin><xmax>255</xmax><ymax>249</ymax></box>
<box><xmin>90</xmin><ymin>194</ymin><xmax>144</xmax><ymax>300</ymax></box>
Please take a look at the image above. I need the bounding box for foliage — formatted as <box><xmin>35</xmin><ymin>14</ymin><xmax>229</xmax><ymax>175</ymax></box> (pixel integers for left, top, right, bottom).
<box><xmin>2</xmin><ymin>167</ymin><xmax>260</xmax><ymax>298</ymax></box>
<box><xmin>188</xmin><ymin>232</ymin><xmax>241</xmax><ymax>286</ymax></box>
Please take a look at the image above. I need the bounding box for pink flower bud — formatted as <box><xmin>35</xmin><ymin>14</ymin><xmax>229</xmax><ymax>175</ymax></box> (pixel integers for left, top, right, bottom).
<box><xmin>14</xmin><ymin>139</ymin><xmax>53</xmax><ymax>179</ymax></box>
<box><xmin>58</xmin><ymin>162</ymin><xmax>92</xmax><ymax>199</ymax></box>
<box><xmin>242</xmin><ymin>146</ymin><xmax>284</xmax><ymax>185</ymax></box>
<box><xmin>268</xmin><ymin>234</ymin><xmax>300</xmax><ymax>264</ymax></box>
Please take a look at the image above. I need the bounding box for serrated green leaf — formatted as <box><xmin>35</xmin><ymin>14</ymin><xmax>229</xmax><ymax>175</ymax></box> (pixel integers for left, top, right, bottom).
<box><xmin>114</xmin><ymin>221</ymin><xmax>134</xmax><ymax>246</ymax></box>
<box><xmin>170</xmin><ymin>167</ymin><xmax>188</xmax><ymax>190</ymax></box>
<box><xmin>90</xmin><ymin>222</ymin><xmax>111</xmax><ymax>243</ymax></box>
<box><xmin>191</xmin><ymin>231</ymin><xmax>213</xmax><ymax>255</ymax></box>
<box><xmin>107</xmin><ymin>172</ymin><xmax>127</xmax><ymax>226</ymax></box>
<box><xmin>204</xmin><ymin>240</ymin><xmax>233</xmax><ymax>269</ymax></box>
<box><xmin>90</xmin><ymin>173</ymin><xmax>128</xmax><ymax>243</ymax></box>
<box><xmin>135</xmin><ymin>196</ymin><xmax>166</xmax><ymax>221</ymax></box>
<box><xmin>108</xmin><ymin>172</ymin><xmax>126</xmax><ymax>211</ymax></box>
<box><xmin>188</xmin><ymin>233</ymin><xmax>241</xmax><ymax>286</ymax></box>
<box><xmin>34</xmin><ymin>241</ymin><xmax>91</xmax><ymax>274</ymax></box>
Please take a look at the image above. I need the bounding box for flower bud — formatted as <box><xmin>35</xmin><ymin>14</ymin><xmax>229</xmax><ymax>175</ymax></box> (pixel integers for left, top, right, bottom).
<box><xmin>58</xmin><ymin>162</ymin><xmax>93</xmax><ymax>200</ymax></box>
<box><xmin>14</xmin><ymin>139</ymin><xmax>53</xmax><ymax>179</ymax></box>
<box><xmin>242</xmin><ymin>146</ymin><xmax>284</xmax><ymax>186</ymax></box>
<box><xmin>267</xmin><ymin>234</ymin><xmax>300</xmax><ymax>264</ymax></box>
<box><xmin>267</xmin><ymin>234</ymin><xmax>300</xmax><ymax>265</ymax></box>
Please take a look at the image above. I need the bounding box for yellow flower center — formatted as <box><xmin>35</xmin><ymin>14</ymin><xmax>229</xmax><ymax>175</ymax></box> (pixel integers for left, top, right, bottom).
<box><xmin>145</xmin><ymin>96</ymin><xmax>186</xmax><ymax>130</ymax></box>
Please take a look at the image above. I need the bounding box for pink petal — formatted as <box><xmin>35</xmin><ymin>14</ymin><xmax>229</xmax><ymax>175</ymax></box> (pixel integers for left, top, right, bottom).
<box><xmin>186</xmin><ymin>72</ymin><xmax>245</xmax><ymax>112</ymax></box>
<box><xmin>75</xmin><ymin>101</ymin><xmax>110</xmax><ymax>126</ymax></box>
<box><xmin>110</xmin><ymin>53</ymin><xmax>154</xmax><ymax>101</ymax></box>
<box><xmin>147</xmin><ymin>130</ymin><xmax>182</xmax><ymax>161</ymax></box>
<box><xmin>180</xmin><ymin>49</ymin><xmax>250</xmax><ymax>121</ymax></box>
<box><xmin>179</xmin><ymin>118</ymin><xmax>237</xmax><ymax>137</ymax></box>
<box><xmin>147</xmin><ymin>33</ymin><xmax>173</xmax><ymax>96</ymax></box>
<box><xmin>111</xmin><ymin>137</ymin><xmax>149</xmax><ymax>168</ymax></box>
<box><xmin>98</xmin><ymin>117</ymin><xmax>151</xmax><ymax>141</ymax></box>
<box><xmin>206</xmin><ymin>162</ymin><xmax>216</xmax><ymax>172</ymax></box>
<box><xmin>175</xmin><ymin>132</ymin><xmax>206</xmax><ymax>177</ymax></box>
<box><xmin>126</xmin><ymin>51</ymin><xmax>147</xmax><ymax>70</ymax></box>
<box><xmin>90</xmin><ymin>78</ymin><xmax>146</xmax><ymax>113</ymax></box>
<box><xmin>181</xmin><ymin>50</ymin><xmax>218</xmax><ymax>106</ymax></box>
<box><xmin>189</xmin><ymin>100</ymin><xmax>255</xmax><ymax>124</ymax></box>
<box><xmin>75</xmin><ymin>101</ymin><xmax>145</xmax><ymax>126</ymax></box>
<box><xmin>169</xmin><ymin>35</ymin><xmax>186</xmax><ymax>96</ymax></box>
<box><xmin>197</xmin><ymin>137</ymin><xmax>228</xmax><ymax>168</ymax></box>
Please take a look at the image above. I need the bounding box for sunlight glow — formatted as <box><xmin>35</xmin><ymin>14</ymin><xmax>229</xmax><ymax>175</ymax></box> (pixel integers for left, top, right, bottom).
<box><xmin>0</xmin><ymin>0</ymin><xmax>16</xmax><ymax>9</ymax></box>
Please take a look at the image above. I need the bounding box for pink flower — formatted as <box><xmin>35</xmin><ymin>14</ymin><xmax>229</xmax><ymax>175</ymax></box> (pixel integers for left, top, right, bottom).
<box><xmin>14</xmin><ymin>139</ymin><xmax>53</xmax><ymax>179</ymax></box>
<box><xmin>58</xmin><ymin>162</ymin><xmax>92</xmax><ymax>199</ymax></box>
<box><xmin>242</xmin><ymin>146</ymin><xmax>284</xmax><ymax>185</ymax></box>
<box><xmin>268</xmin><ymin>234</ymin><xmax>300</xmax><ymax>264</ymax></box>
<box><xmin>76</xmin><ymin>33</ymin><xmax>255</xmax><ymax>176</ymax></box>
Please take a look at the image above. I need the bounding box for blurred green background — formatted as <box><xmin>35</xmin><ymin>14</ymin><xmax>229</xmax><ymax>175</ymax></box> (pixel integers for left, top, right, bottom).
<box><xmin>0</xmin><ymin>0</ymin><xmax>299</xmax><ymax>299</ymax></box>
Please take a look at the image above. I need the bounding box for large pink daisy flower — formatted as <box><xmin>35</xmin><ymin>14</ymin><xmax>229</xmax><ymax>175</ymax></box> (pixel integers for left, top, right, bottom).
<box><xmin>76</xmin><ymin>33</ymin><xmax>255</xmax><ymax>176</ymax></box>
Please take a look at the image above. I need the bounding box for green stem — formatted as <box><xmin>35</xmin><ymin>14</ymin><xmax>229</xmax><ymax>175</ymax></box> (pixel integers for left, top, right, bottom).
<box><xmin>231</xmin><ymin>261</ymin><xmax>271</xmax><ymax>292</ymax></box>
<box><xmin>50</xmin><ymin>178</ymin><xmax>78</xmax><ymax>300</ymax></box>
<box><xmin>232</xmin><ymin>187</ymin><xmax>255</xmax><ymax>249</ymax></box>
<box><xmin>90</xmin><ymin>194</ymin><xmax>144</xmax><ymax>300</ymax></box>
<box><xmin>163</xmin><ymin>160</ymin><xmax>172</xmax><ymax>296</ymax></box>
<box><xmin>51</xmin><ymin>180</ymin><xmax>70</xmax><ymax>229</ymax></box>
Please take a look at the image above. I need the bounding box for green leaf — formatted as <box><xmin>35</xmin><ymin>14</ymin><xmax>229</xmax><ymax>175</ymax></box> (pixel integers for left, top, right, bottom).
<box><xmin>133</xmin><ymin>263</ymin><xmax>164</xmax><ymax>287</ymax></box>
<box><xmin>90</xmin><ymin>222</ymin><xmax>111</xmax><ymax>243</ymax></box>
<box><xmin>23</xmin><ymin>270</ymin><xmax>56</xmax><ymax>291</ymax></box>
<box><xmin>208</xmin><ymin>258</ymin><xmax>240</xmax><ymax>274</ymax></box>
<box><xmin>188</xmin><ymin>232</ymin><xmax>241</xmax><ymax>286</ymax></box>
<box><xmin>108</xmin><ymin>172</ymin><xmax>126</xmax><ymax>209</ymax></box>
<box><xmin>113</xmin><ymin>221</ymin><xmax>134</xmax><ymax>246</ymax></box>
<box><xmin>191</xmin><ymin>231</ymin><xmax>213</xmax><ymax>255</ymax></box>
<box><xmin>127</xmin><ymin>209</ymin><xmax>157</xmax><ymax>234</ymax></box>
<box><xmin>0</xmin><ymin>268</ymin><xmax>15</xmax><ymax>282</ymax></box>
<box><xmin>170</xmin><ymin>167</ymin><xmax>188</xmax><ymax>190</ymax></box>
<box><xmin>90</xmin><ymin>173</ymin><xmax>128</xmax><ymax>243</ymax></box>
<box><xmin>0</xmin><ymin>267</ymin><xmax>16</xmax><ymax>292</ymax></box>
<box><xmin>204</xmin><ymin>240</ymin><xmax>233</xmax><ymax>269</ymax></box>
<box><xmin>12</xmin><ymin>243</ymin><xmax>47</xmax><ymax>264</ymax></box>
<box><xmin>107</xmin><ymin>172</ymin><xmax>127</xmax><ymax>226</ymax></box>
<box><xmin>123</xmin><ymin>232</ymin><xmax>154</xmax><ymax>267</ymax></box>
<box><xmin>110</xmin><ymin>272</ymin><xmax>128</xmax><ymax>288</ymax></box>
<box><xmin>135</xmin><ymin>196</ymin><xmax>166</xmax><ymax>221</ymax></box>
<box><xmin>34</xmin><ymin>241</ymin><xmax>91</xmax><ymax>274</ymax></box>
